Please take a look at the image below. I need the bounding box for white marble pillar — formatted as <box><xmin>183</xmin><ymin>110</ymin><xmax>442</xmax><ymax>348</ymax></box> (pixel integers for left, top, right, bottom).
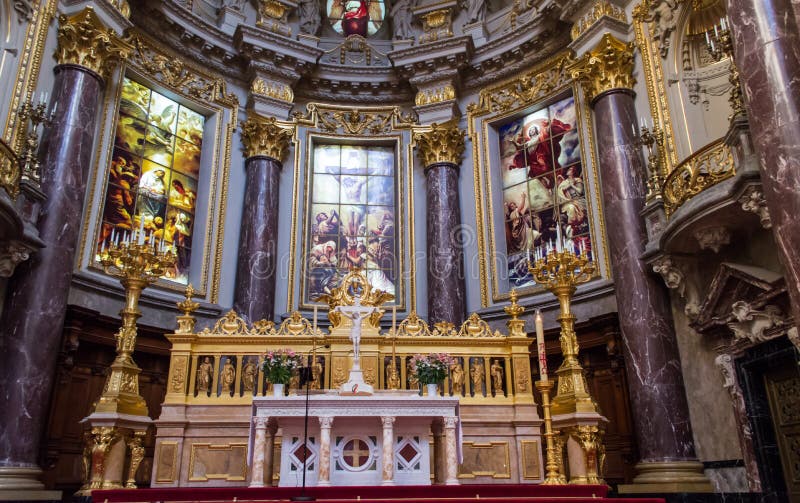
<box><xmin>318</xmin><ymin>416</ymin><xmax>334</xmax><ymax>487</ymax></box>
<box><xmin>381</xmin><ymin>416</ymin><xmax>396</xmax><ymax>485</ymax></box>
<box><xmin>250</xmin><ymin>417</ymin><xmax>268</xmax><ymax>487</ymax></box>
<box><xmin>443</xmin><ymin>416</ymin><xmax>459</xmax><ymax>485</ymax></box>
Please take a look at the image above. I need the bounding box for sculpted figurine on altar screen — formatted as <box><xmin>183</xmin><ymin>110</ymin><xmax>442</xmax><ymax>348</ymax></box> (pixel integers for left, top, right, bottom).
<box><xmin>470</xmin><ymin>359</ymin><xmax>484</xmax><ymax>396</ymax></box>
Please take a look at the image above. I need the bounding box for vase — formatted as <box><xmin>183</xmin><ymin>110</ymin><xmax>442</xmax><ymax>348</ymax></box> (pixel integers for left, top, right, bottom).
<box><xmin>427</xmin><ymin>383</ymin><xmax>438</xmax><ymax>397</ymax></box>
<box><xmin>273</xmin><ymin>383</ymin><xmax>285</xmax><ymax>397</ymax></box>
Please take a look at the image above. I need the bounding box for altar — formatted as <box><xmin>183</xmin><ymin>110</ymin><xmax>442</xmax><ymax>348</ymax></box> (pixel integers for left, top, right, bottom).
<box><xmin>248</xmin><ymin>392</ymin><xmax>461</xmax><ymax>487</ymax></box>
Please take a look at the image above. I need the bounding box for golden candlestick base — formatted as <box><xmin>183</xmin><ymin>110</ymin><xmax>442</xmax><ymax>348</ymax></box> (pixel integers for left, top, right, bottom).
<box><xmin>528</xmin><ymin>248</ymin><xmax>599</xmax><ymax>416</ymax></box>
<box><xmin>536</xmin><ymin>379</ymin><xmax>566</xmax><ymax>484</ymax></box>
<box><xmin>94</xmin><ymin>239</ymin><xmax>176</xmax><ymax>416</ymax></box>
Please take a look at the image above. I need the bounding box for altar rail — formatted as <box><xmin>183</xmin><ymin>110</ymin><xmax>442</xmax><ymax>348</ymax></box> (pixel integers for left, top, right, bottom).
<box><xmin>163</xmin><ymin>308</ymin><xmax>535</xmax><ymax>407</ymax></box>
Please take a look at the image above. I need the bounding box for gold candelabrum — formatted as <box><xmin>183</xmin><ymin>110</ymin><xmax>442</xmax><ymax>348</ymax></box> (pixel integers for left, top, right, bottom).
<box><xmin>17</xmin><ymin>96</ymin><xmax>54</xmax><ymax>186</ymax></box>
<box><xmin>528</xmin><ymin>245</ymin><xmax>598</xmax><ymax>416</ymax></box>
<box><xmin>535</xmin><ymin>378</ymin><xmax>566</xmax><ymax>484</ymax></box>
<box><xmin>638</xmin><ymin>123</ymin><xmax>665</xmax><ymax>202</ymax></box>
<box><xmin>95</xmin><ymin>227</ymin><xmax>176</xmax><ymax>416</ymax></box>
<box><xmin>706</xmin><ymin>18</ymin><xmax>747</xmax><ymax>122</ymax></box>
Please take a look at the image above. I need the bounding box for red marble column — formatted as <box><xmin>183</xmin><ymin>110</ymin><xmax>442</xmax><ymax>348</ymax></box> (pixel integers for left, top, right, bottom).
<box><xmin>726</xmin><ymin>0</ymin><xmax>800</xmax><ymax>323</ymax></box>
<box><xmin>232</xmin><ymin>155</ymin><xmax>282</xmax><ymax>322</ymax></box>
<box><xmin>424</xmin><ymin>161</ymin><xmax>466</xmax><ymax>325</ymax></box>
<box><xmin>0</xmin><ymin>63</ymin><xmax>104</xmax><ymax>485</ymax></box>
<box><xmin>591</xmin><ymin>88</ymin><xmax>698</xmax><ymax>466</ymax></box>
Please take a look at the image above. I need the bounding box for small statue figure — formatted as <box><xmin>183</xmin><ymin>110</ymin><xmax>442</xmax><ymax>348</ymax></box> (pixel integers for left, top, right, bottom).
<box><xmin>408</xmin><ymin>359</ymin><xmax>419</xmax><ymax>389</ymax></box>
<box><xmin>470</xmin><ymin>359</ymin><xmax>484</xmax><ymax>395</ymax></box>
<box><xmin>197</xmin><ymin>356</ymin><xmax>213</xmax><ymax>394</ymax></box>
<box><xmin>386</xmin><ymin>359</ymin><xmax>401</xmax><ymax>389</ymax></box>
<box><xmin>334</xmin><ymin>294</ymin><xmax>378</xmax><ymax>367</ymax></box>
<box><xmin>461</xmin><ymin>0</ymin><xmax>486</xmax><ymax>25</ymax></box>
<box><xmin>298</xmin><ymin>0</ymin><xmax>322</xmax><ymax>35</ymax></box>
<box><xmin>491</xmin><ymin>359</ymin><xmax>504</xmax><ymax>396</ymax></box>
<box><xmin>450</xmin><ymin>361</ymin><xmax>464</xmax><ymax>395</ymax></box>
<box><xmin>310</xmin><ymin>358</ymin><xmax>323</xmax><ymax>390</ymax></box>
<box><xmin>221</xmin><ymin>359</ymin><xmax>236</xmax><ymax>395</ymax></box>
<box><xmin>289</xmin><ymin>367</ymin><xmax>301</xmax><ymax>393</ymax></box>
<box><xmin>390</xmin><ymin>0</ymin><xmax>415</xmax><ymax>40</ymax></box>
<box><xmin>242</xmin><ymin>360</ymin><xmax>257</xmax><ymax>392</ymax></box>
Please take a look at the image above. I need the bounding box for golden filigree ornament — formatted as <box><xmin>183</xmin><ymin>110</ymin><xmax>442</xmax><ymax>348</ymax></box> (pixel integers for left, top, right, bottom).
<box><xmin>569</xmin><ymin>33</ymin><xmax>636</xmax><ymax>102</ymax></box>
<box><xmin>251</xmin><ymin>77</ymin><xmax>294</xmax><ymax>102</ymax></box>
<box><xmin>55</xmin><ymin>7</ymin><xmax>131</xmax><ymax>78</ymax></box>
<box><xmin>504</xmin><ymin>289</ymin><xmax>526</xmax><ymax>337</ymax></box>
<box><xmin>528</xmin><ymin>246</ymin><xmax>599</xmax><ymax>415</ymax></box>
<box><xmin>662</xmin><ymin>139</ymin><xmax>734</xmax><ymax>216</ymax></box>
<box><xmin>95</xmin><ymin>229</ymin><xmax>177</xmax><ymax>417</ymax></box>
<box><xmin>570</xmin><ymin>0</ymin><xmax>627</xmax><ymax>41</ymax></box>
<box><xmin>240</xmin><ymin>114</ymin><xmax>294</xmax><ymax>161</ymax></box>
<box><xmin>415</xmin><ymin>84</ymin><xmax>457</xmax><ymax>106</ymax></box>
<box><xmin>414</xmin><ymin>120</ymin><xmax>466</xmax><ymax>166</ymax></box>
<box><xmin>315</xmin><ymin>268</ymin><xmax>394</xmax><ymax>329</ymax></box>
<box><xmin>175</xmin><ymin>284</ymin><xmax>199</xmax><ymax>334</ymax></box>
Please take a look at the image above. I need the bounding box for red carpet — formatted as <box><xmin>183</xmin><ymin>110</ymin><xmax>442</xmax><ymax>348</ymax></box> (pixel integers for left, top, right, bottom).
<box><xmin>93</xmin><ymin>484</ymin><xmax>665</xmax><ymax>503</ymax></box>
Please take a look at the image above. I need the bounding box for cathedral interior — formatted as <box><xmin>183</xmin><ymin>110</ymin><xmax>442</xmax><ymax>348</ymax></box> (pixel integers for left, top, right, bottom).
<box><xmin>0</xmin><ymin>0</ymin><xmax>798</xmax><ymax>501</ymax></box>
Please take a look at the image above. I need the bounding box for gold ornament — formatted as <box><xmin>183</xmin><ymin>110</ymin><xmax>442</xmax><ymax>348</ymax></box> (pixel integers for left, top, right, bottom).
<box><xmin>570</xmin><ymin>33</ymin><xmax>636</xmax><ymax>102</ymax></box>
<box><xmin>414</xmin><ymin>121</ymin><xmax>466</xmax><ymax>167</ymax></box>
<box><xmin>415</xmin><ymin>84</ymin><xmax>456</xmax><ymax>106</ymax></box>
<box><xmin>251</xmin><ymin>77</ymin><xmax>294</xmax><ymax>103</ymax></box>
<box><xmin>55</xmin><ymin>7</ymin><xmax>131</xmax><ymax>77</ymax></box>
<box><xmin>315</xmin><ymin>268</ymin><xmax>394</xmax><ymax>329</ymax></box>
<box><xmin>240</xmin><ymin>114</ymin><xmax>294</xmax><ymax>161</ymax></box>
<box><xmin>571</xmin><ymin>0</ymin><xmax>627</xmax><ymax>40</ymax></box>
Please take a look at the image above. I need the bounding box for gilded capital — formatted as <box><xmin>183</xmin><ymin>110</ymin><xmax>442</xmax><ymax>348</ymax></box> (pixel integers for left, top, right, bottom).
<box><xmin>414</xmin><ymin>121</ymin><xmax>466</xmax><ymax>167</ymax></box>
<box><xmin>240</xmin><ymin>115</ymin><xmax>294</xmax><ymax>161</ymax></box>
<box><xmin>56</xmin><ymin>7</ymin><xmax>130</xmax><ymax>77</ymax></box>
<box><xmin>570</xmin><ymin>33</ymin><xmax>635</xmax><ymax>102</ymax></box>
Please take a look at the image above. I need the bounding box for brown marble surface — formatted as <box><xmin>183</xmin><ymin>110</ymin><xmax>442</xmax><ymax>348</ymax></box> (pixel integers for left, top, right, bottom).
<box><xmin>424</xmin><ymin>162</ymin><xmax>466</xmax><ymax>325</ymax></box>
<box><xmin>232</xmin><ymin>155</ymin><xmax>281</xmax><ymax>323</ymax></box>
<box><xmin>592</xmin><ymin>90</ymin><xmax>697</xmax><ymax>463</ymax></box>
<box><xmin>727</xmin><ymin>0</ymin><xmax>800</xmax><ymax>324</ymax></box>
<box><xmin>0</xmin><ymin>65</ymin><xmax>103</xmax><ymax>469</ymax></box>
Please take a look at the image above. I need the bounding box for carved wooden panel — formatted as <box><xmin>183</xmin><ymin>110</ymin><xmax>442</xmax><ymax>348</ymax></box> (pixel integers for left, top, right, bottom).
<box><xmin>765</xmin><ymin>363</ymin><xmax>800</xmax><ymax>501</ymax></box>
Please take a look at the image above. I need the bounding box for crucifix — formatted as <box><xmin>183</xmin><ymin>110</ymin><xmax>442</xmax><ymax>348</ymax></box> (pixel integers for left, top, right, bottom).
<box><xmin>334</xmin><ymin>294</ymin><xmax>378</xmax><ymax>373</ymax></box>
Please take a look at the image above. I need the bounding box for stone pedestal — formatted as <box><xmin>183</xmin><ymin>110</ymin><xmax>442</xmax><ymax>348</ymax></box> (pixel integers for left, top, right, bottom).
<box><xmin>726</xmin><ymin>0</ymin><xmax>800</xmax><ymax>324</ymax></box>
<box><xmin>552</xmin><ymin>412</ymin><xmax>608</xmax><ymax>485</ymax></box>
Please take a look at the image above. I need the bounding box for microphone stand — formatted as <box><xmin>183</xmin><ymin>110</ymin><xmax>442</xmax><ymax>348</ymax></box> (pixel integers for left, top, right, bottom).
<box><xmin>292</xmin><ymin>336</ymin><xmax>316</xmax><ymax>502</ymax></box>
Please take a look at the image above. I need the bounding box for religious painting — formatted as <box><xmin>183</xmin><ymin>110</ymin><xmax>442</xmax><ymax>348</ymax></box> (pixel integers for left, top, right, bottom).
<box><xmin>327</xmin><ymin>0</ymin><xmax>386</xmax><ymax>37</ymax></box>
<box><xmin>306</xmin><ymin>144</ymin><xmax>397</xmax><ymax>303</ymax></box>
<box><xmin>498</xmin><ymin>93</ymin><xmax>592</xmax><ymax>285</ymax></box>
<box><xmin>96</xmin><ymin>77</ymin><xmax>205</xmax><ymax>285</ymax></box>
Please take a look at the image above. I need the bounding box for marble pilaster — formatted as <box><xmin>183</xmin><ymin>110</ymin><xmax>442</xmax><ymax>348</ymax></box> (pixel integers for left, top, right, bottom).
<box><xmin>571</xmin><ymin>34</ymin><xmax>710</xmax><ymax>492</ymax></box>
<box><xmin>380</xmin><ymin>416</ymin><xmax>395</xmax><ymax>485</ymax></box>
<box><xmin>726</xmin><ymin>0</ymin><xmax>800</xmax><ymax>324</ymax></box>
<box><xmin>443</xmin><ymin>416</ymin><xmax>458</xmax><ymax>485</ymax></box>
<box><xmin>233</xmin><ymin>115</ymin><xmax>292</xmax><ymax>322</ymax></box>
<box><xmin>249</xmin><ymin>417</ymin><xmax>268</xmax><ymax>487</ymax></box>
<box><xmin>415</xmin><ymin>123</ymin><xmax>467</xmax><ymax>325</ymax></box>
<box><xmin>318</xmin><ymin>416</ymin><xmax>334</xmax><ymax>486</ymax></box>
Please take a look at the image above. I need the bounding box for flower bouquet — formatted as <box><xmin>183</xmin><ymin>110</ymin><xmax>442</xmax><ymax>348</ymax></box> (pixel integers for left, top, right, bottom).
<box><xmin>410</xmin><ymin>353</ymin><xmax>454</xmax><ymax>385</ymax></box>
<box><xmin>261</xmin><ymin>349</ymin><xmax>303</xmax><ymax>385</ymax></box>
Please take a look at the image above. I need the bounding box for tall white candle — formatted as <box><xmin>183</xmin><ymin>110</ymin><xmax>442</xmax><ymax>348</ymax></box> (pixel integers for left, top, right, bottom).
<box><xmin>535</xmin><ymin>309</ymin><xmax>548</xmax><ymax>382</ymax></box>
<box><xmin>392</xmin><ymin>306</ymin><xmax>396</xmax><ymax>336</ymax></box>
<box><xmin>313</xmin><ymin>305</ymin><xmax>318</xmax><ymax>334</ymax></box>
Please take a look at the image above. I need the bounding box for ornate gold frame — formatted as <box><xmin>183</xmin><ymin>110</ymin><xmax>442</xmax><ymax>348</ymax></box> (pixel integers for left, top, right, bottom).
<box><xmin>187</xmin><ymin>443</ymin><xmax>248</xmax><ymax>482</ymax></box>
<box><xmin>466</xmin><ymin>50</ymin><xmax>607</xmax><ymax>306</ymax></box>
<box><xmin>78</xmin><ymin>31</ymin><xmax>238</xmax><ymax>302</ymax></box>
<box><xmin>288</xmin><ymin>104</ymin><xmax>416</xmax><ymax>312</ymax></box>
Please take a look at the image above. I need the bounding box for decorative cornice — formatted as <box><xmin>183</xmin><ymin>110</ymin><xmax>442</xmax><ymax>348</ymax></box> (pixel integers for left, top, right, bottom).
<box><xmin>569</xmin><ymin>33</ymin><xmax>635</xmax><ymax>102</ymax></box>
<box><xmin>240</xmin><ymin>115</ymin><xmax>294</xmax><ymax>161</ymax></box>
<box><xmin>414</xmin><ymin>121</ymin><xmax>466</xmax><ymax>167</ymax></box>
<box><xmin>571</xmin><ymin>0</ymin><xmax>628</xmax><ymax>41</ymax></box>
<box><xmin>55</xmin><ymin>7</ymin><xmax>131</xmax><ymax>77</ymax></box>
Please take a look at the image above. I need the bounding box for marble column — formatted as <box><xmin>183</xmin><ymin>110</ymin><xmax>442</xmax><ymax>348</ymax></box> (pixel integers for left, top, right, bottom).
<box><xmin>380</xmin><ymin>416</ymin><xmax>395</xmax><ymax>485</ymax></box>
<box><xmin>249</xmin><ymin>417</ymin><xmax>268</xmax><ymax>487</ymax></box>
<box><xmin>414</xmin><ymin>122</ymin><xmax>467</xmax><ymax>325</ymax></box>
<box><xmin>726</xmin><ymin>0</ymin><xmax>800</xmax><ymax>324</ymax></box>
<box><xmin>233</xmin><ymin>116</ymin><xmax>293</xmax><ymax>323</ymax></box>
<box><xmin>0</xmin><ymin>9</ymin><xmax>128</xmax><ymax>492</ymax></box>
<box><xmin>264</xmin><ymin>425</ymin><xmax>276</xmax><ymax>487</ymax></box>
<box><xmin>318</xmin><ymin>416</ymin><xmax>334</xmax><ymax>486</ymax></box>
<box><xmin>571</xmin><ymin>35</ymin><xmax>710</xmax><ymax>491</ymax></box>
<box><xmin>443</xmin><ymin>416</ymin><xmax>459</xmax><ymax>485</ymax></box>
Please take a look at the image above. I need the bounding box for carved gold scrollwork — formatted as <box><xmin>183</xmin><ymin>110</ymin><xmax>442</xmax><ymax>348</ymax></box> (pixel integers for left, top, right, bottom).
<box><xmin>414</xmin><ymin>121</ymin><xmax>466</xmax><ymax>167</ymax></box>
<box><xmin>240</xmin><ymin>115</ymin><xmax>294</xmax><ymax>161</ymax></box>
<box><xmin>662</xmin><ymin>139</ymin><xmax>735</xmax><ymax>216</ymax></box>
<box><xmin>569</xmin><ymin>33</ymin><xmax>636</xmax><ymax>102</ymax></box>
<box><xmin>56</xmin><ymin>7</ymin><xmax>131</xmax><ymax>77</ymax></box>
<box><xmin>415</xmin><ymin>84</ymin><xmax>456</xmax><ymax>106</ymax></box>
<box><xmin>251</xmin><ymin>77</ymin><xmax>294</xmax><ymax>103</ymax></box>
<box><xmin>571</xmin><ymin>0</ymin><xmax>627</xmax><ymax>40</ymax></box>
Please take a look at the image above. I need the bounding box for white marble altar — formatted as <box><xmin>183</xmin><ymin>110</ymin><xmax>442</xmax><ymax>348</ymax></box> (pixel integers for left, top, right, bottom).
<box><xmin>248</xmin><ymin>391</ymin><xmax>460</xmax><ymax>487</ymax></box>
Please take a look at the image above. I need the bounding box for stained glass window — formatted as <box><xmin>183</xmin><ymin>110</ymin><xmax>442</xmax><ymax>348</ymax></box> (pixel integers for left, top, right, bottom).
<box><xmin>306</xmin><ymin>144</ymin><xmax>396</xmax><ymax>303</ymax></box>
<box><xmin>95</xmin><ymin>77</ymin><xmax>205</xmax><ymax>284</ymax></box>
<box><xmin>497</xmin><ymin>94</ymin><xmax>592</xmax><ymax>289</ymax></box>
<box><xmin>326</xmin><ymin>0</ymin><xmax>386</xmax><ymax>37</ymax></box>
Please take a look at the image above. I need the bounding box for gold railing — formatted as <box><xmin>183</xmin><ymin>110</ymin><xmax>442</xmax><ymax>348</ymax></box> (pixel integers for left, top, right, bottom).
<box><xmin>163</xmin><ymin>307</ymin><xmax>534</xmax><ymax>407</ymax></box>
<box><xmin>662</xmin><ymin>139</ymin><xmax>735</xmax><ymax>216</ymax></box>
<box><xmin>0</xmin><ymin>138</ymin><xmax>20</xmax><ymax>198</ymax></box>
